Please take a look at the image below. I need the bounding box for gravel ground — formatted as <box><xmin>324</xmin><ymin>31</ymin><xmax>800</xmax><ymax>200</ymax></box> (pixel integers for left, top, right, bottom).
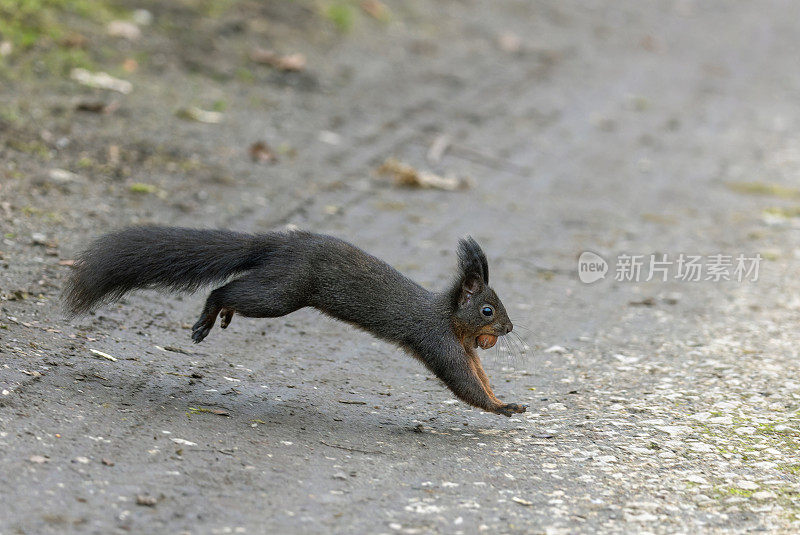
<box><xmin>2</xmin><ymin>1</ymin><xmax>800</xmax><ymax>533</ymax></box>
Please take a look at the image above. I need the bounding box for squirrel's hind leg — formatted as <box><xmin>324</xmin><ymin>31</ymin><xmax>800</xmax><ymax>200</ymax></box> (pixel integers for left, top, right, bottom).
<box><xmin>191</xmin><ymin>274</ymin><xmax>307</xmax><ymax>343</ymax></box>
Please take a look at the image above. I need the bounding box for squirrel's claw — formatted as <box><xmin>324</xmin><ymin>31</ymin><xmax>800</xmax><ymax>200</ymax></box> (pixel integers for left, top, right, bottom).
<box><xmin>191</xmin><ymin>324</ymin><xmax>211</xmax><ymax>343</ymax></box>
<box><xmin>191</xmin><ymin>314</ymin><xmax>215</xmax><ymax>343</ymax></box>
<box><xmin>495</xmin><ymin>403</ymin><xmax>528</xmax><ymax>417</ymax></box>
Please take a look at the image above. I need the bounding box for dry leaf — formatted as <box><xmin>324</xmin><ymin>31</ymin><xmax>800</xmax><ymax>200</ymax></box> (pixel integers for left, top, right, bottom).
<box><xmin>76</xmin><ymin>101</ymin><xmax>119</xmax><ymax>114</ymax></box>
<box><xmin>89</xmin><ymin>349</ymin><xmax>118</xmax><ymax>362</ymax></box>
<box><xmin>61</xmin><ymin>33</ymin><xmax>88</xmax><ymax>49</ymax></box>
<box><xmin>170</xmin><ymin>438</ymin><xmax>197</xmax><ymax>446</ymax></box>
<box><xmin>71</xmin><ymin>69</ymin><xmax>132</xmax><ymax>94</ymax></box>
<box><xmin>377</xmin><ymin>158</ymin><xmax>470</xmax><ymax>191</ymax></box>
<box><xmin>361</xmin><ymin>0</ymin><xmax>390</xmax><ymax>21</ymax></box>
<box><xmin>250</xmin><ymin>48</ymin><xmax>306</xmax><ymax>72</ymax></box>
<box><xmin>136</xmin><ymin>494</ymin><xmax>157</xmax><ymax>506</ymax></box>
<box><xmin>249</xmin><ymin>141</ymin><xmax>276</xmax><ymax>163</ymax></box>
<box><xmin>122</xmin><ymin>58</ymin><xmax>139</xmax><ymax>73</ymax></box>
<box><xmin>107</xmin><ymin>20</ymin><xmax>141</xmax><ymax>41</ymax></box>
<box><xmin>175</xmin><ymin>107</ymin><xmax>223</xmax><ymax>124</ymax></box>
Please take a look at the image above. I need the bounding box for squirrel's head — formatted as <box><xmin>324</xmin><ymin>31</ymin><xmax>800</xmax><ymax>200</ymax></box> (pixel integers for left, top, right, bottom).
<box><xmin>448</xmin><ymin>237</ymin><xmax>512</xmax><ymax>350</ymax></box>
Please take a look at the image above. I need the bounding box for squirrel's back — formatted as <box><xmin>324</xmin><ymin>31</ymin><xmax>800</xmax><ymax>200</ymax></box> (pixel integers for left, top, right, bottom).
<box><xmin>62</xmin><ymin>226</ymin><xmax>433</xmax><ymax>329</ymax></box>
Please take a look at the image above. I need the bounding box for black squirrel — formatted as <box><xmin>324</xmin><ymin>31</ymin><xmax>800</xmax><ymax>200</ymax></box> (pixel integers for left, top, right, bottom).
<box><xmin>63</xmin><ymin>226</ymin><xmax>527</xmax><ymax>417</ymax></box>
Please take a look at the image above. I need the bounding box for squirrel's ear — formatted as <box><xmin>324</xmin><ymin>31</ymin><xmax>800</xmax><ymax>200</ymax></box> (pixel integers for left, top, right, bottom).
<box><xmin>459</xmin><ymin>272</ymin><xmax>484</xmax><ymax>307</ymax></box>
<box><xmin>456</xmin><ymin>237</ymin><xmax>489</xmax><ymax>307</ymax></box>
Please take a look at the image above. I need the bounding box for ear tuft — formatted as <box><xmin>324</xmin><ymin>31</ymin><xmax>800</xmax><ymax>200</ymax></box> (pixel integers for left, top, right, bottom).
<box><xmin>457</xmin><ymin>236</ymin><xmax>489</xmax><ymax>284</ymax></box>
<box><xmin>452</xmin><ymin>236</ymin><xmax>490</xmax><ymax>309</ymax></box>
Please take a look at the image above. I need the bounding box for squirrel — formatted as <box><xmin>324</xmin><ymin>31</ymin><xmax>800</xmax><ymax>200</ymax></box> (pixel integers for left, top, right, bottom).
<box><xmin>62</xmin><ymin>226</ymin><xmax>527</xmax><ymax>417</ymax></box>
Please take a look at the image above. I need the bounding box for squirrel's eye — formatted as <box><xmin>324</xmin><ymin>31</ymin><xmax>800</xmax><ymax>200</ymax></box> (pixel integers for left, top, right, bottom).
<box><xmin>481</xmin><ymin>305</ymin><xmax>494</xmax><ymax>317</ymax></box>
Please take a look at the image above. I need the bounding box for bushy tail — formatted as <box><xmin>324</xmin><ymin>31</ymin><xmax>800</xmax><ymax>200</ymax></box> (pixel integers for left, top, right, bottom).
<box><xmin>62</xmin><ymin>226</ymin><xmax>276</xmax><ymax>317</ymax></box>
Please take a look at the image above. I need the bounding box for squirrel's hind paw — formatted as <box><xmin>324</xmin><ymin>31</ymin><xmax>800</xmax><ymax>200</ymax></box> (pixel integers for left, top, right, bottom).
<box><xmin>191</xmin><ymin>314</ymin><xmax>216</xmax><ymax>343</ymax></box>
<box><xmin>495</xmin><ymin>403</ymin><xmax>528</xmax><ymax>417</ymax></box>
<box><xmin>191</xmin><ymin>324</ymin><xmax>211</xmax><ymax>343</ymax></box>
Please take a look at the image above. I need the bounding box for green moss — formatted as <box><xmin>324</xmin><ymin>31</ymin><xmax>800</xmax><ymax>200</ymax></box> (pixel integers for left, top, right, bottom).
<box><xmin>6</xmin><ymin>138</ymin><xmax>51</xmax><ymax>158</ymax></box>
<box><xmin>129</xmin><ymin>182</ymin><xmax>157</xmax><ymax>194</ymax></box>
<box><xmin>235</xmin><ymin>67</ymin><xmax>254</xmax><ymax>83</ymax></box>
<box><xmin>37</xmin><ymin>45</ymin><xmax>93</xmax><ymax>75</ymax></box>
<box><xmin>780</xmin><ymin>464</ymin><xmax>800</xmax><ymax>474</ymax></box>
<box><xmin>724</xmin><ymin>487</ymin><xmax>755</xmax><ymax>497</ymax></box>
<box><xmin>324</xmin><ymin>2</ymin><xmax>356</xmax><ymax>32</ymax></box>
<box><xmin>0</xmin><ymin>0</ymin><xmax>118</xmax><ymax>51</ymax></box>
<box><xmin>763</xmin><ymin>206</ymin><xmax>800</xmax><ymax>219</ymax></box>
<box><xmin>727</xmin><ymin>181</ymin><xmax>800</xmax><ymax>199</ymax></box>
<box><xmin>0</xmin><ymin>104</ymin><xmax>22</xmax><ymax>126</ymax></box>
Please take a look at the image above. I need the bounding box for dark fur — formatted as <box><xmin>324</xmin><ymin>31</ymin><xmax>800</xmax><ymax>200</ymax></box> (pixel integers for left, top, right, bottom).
<box><xmin>63</xmin><ymin>226</ymin><xmax>526</xmax><ymax>416</ymax></box>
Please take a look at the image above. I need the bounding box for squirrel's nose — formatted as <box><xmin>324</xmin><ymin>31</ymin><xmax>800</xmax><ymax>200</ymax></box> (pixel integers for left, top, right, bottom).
<box><xmin>504</xmin><ymin>323</ymin><xmax>513</xmax><ymax>334</ymax></box>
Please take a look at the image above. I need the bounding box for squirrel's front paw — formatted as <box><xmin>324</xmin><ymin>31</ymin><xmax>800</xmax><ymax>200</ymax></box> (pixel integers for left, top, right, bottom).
<box><xmin>495</xmin><ymin>403</ymin><xmax>528</xmax><ymax>417</ymax></box>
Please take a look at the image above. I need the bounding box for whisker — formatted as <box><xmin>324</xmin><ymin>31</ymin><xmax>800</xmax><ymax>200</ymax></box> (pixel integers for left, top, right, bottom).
<box><xmin>511</xmin><ymin>332</ymin><xmax>531</xmax><ymax>354</ymax></box>
<box><xmin>505</xmin><ymin>332</ymin><xmax>525</xmax><ymax>356</ymax></box>
<box><xmin>486</xmin><ymin>338</ymin><xmax>500</xmax><ymax>368</ymax></box>
<box><xmin>501</xmin><ymin>335</ymin><xmax>523</xmax><ymax>372</ymax></box>
<box><xmin>501</xmin><ymin>339</ymin><xmax>517</xmax><ymax>362</ymax></box>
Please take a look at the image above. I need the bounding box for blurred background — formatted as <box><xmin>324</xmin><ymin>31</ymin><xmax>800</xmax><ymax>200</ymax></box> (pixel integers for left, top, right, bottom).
<box><xmin>2</xmin><ymin>1</ymin><xmax>800</xmax><ymax>533</ymax></box>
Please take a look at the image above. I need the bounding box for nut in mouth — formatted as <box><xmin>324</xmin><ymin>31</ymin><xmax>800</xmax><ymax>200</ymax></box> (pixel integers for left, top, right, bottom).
<box><xmin>476</xmin><ymin>334</ymin><xmax>498</xmax><ymax>349</ymax></box>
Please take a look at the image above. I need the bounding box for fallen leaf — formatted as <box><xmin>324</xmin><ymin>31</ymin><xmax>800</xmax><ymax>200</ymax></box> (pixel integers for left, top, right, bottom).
<box><xmin>76</xmin><ymin>101</ymin><xmax>119</xmax><ymax>114</ymax></box>
<box><xmin>158</xmin><ymin>345</ymin><xmax>190</xmax><ymax>355</ymax></box>
<box><xmin>512</xmin><ymin>497</ymin><xmax>534</xmax><ymax>506</ymax></box>
<box><xmin>250</xmin><ymin>48</ymin><xmax>306</xmax><ymax>71</ymax></box>
<box><xmin>108</xmin><ymin>145</ymin><xmax>120</xmax><ymax>165</ymax></box>
<box><xmin>360</xmin><ymin>0</ymin><xmax>390</xmax><ymax>21</ymax></box>
<box><xmin>48</xmin><ymin>168</ymin><xmax>80</xmax><ymax>183</ymax></box>
<box><xmin>89</xmin><ymin>349</ymin><xmax>118</xmax><ymax>362</ymax></box>
<box><xmin>61</xmin><ymin>33</ymin><xmax>88</xmax><ymax>49</ymax></box>
<box><xmin>187</xmin><ymin>407</ymin><xmax>230</xmax><ymax>417</ymax></box>
<box><xmin>107</xmin><ymin>20</ymin><xmax>141</xmax><ymax>40</ymax></box>
<box><xmin>377</xmin><ymin>158</ymin><xmax>470</xmax><ymax>191</ymax></box>
<box><xmin>122</xmin><ymin>58</ymin><xmax>139</xmax><ymax>73</ymax></box>
<box><xmin>249</xmin><ymin>141</ymin><xmax>276</xmax><ymax>163</ymax></box>
<box><xmin>136</xmin><ymin>494</ymin><xmax>157</xmax><ymax>506</ymax></box>
<box><xmin>71</xmin><ymin>68</ymin><xmax>132</xmax><ymax>94</ymax></box>
<box><xmin>175</xmin><ymin>107</ymin><xmax>223</xmax><ymax>124</ymax></box>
